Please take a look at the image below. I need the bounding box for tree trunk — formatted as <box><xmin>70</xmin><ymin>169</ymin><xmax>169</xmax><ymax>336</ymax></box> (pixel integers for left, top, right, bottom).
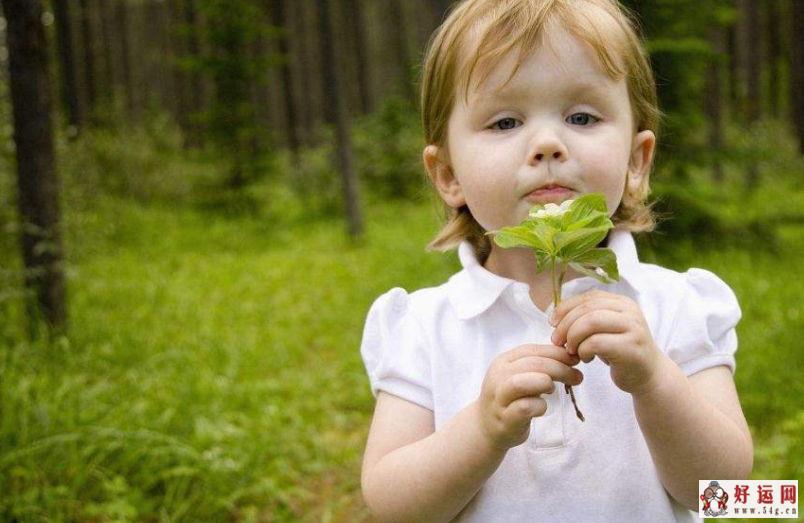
<box><xmin>744</xmin><ymin>0</ymin><xmax>761</xmax><ymax>189</ymax></box>
<box><xmin>705</xmin><ymin>25</ymin><xmax>725</xmax><ymax>184</ymax></box>
<box><xmin>183</xmin><ymin>0</ymin><xmax>204</xmax><ymax>146</ymax></box>
<box><xmin>317</xmin><ymin>0</ymin><xmax>364</xmax><ymax>239</ymax></box>
<box><xmin>387</xmin><ymin>0</ymin><xmax>415</xmax><ymax>102</ymax></box>
<box><xmin>51</xmin><ymin>0</ymin><xmax>84</xmax><ymax>133</ymax></box>
<box><xmin>3</xmin><ymin>0</ymin><xmax>68</xmax><ymax>334</ymax></box>
<box><xmin>147</xmin><ymin>0</ymin><xmax>176</xmax><ymax>117</ymax></box>
<box><xmin>78</xmin><ymin>0</ymin><xmax>97</xmax><ymax>120</ymax></box>
<box><xmin>791</xmin><ymin>0</ymin><xmax>804</xmax><ymax>153</ymax></box>
<box><xmin>98</xmin><ymin>0</ymin><xmax>116</xmax><ymax>108</ymax></box>
<box><xmin>766</xmin><ymin>0</ymin><xmax>781</xmax><ymax>117</ymax></box>
<box><xmin>168</xmin><ymin>0</ymin><xmax>192</xmax><ymax>146</ymax></box>
<box><xmin>271</xmin><ymin>0</ymin><xmax>302</xmax><ymax>159</ymax></box>
<box><xmin>115</xmin><ymin>0</ymin><xmax>137</xmax><ymax>122</ymax></box>
<box><xmin>304</xmin><ymin>0</ymin><xmax>326</xmax><ymax>132</ymax></box>
<box><xmin>343</xmin><ymin>0</ymin><xmax>374</xmax><ymax>114</ymax></box>
<box><xmin>725</xmin><ymin>20</ymin><xmax>741</xmax><ymax>119</ymax></box>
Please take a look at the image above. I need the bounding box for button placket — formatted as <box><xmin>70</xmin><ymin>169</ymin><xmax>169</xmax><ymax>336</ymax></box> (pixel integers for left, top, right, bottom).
<box><xmin>505</xmin><ymin>287</ymin><xmax>565</xmax><ymax>449</ymax></box>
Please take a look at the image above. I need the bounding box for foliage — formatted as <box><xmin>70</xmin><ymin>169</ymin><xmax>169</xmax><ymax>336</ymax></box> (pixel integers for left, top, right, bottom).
<box><xmin>352</xmin><ymin>96</ymin><xmax>426</xmax><ymax>200</ymax></box>
<box><xmin>0</xmin><ymin>187</ymin><xmax>800</xmax><ymax>520</ymax></box>
<box><xmin>187</xmin><ymin>0</ymin><xmax>281</xmax><ymax>189</ymax></box>
<box><xmin>620</xmin><ymin>0</ymin><xmax>737</xmax><ymax>174</ymax></box>
<box><xmin>291</xmin><ymin>96</ymin><xmax>428</xmax><ymax>218</ymax></box>
<box><xmin>56</xmin><ymin>116</ymin><xmax>192</xmax><ymax>205</ymax></box>
<box><xmin>491</xmin><ymin>194</ymin><xmax>619</xmax><ymax>283</ymax></box>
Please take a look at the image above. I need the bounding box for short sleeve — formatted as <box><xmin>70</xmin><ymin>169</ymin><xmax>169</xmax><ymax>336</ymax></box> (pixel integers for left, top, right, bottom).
<box><xmin>360</xmin><ymin>288</ymin><xmax>433</xmax><ymax>410</ymax></box>
<box><xmin>665</xmin><ymin>268</ymin><xmax>742</xmax><ymax>376</ymax></box>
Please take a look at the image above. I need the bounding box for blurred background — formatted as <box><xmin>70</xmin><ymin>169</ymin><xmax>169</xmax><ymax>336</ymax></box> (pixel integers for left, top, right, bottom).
<box><xmin>0</xmin><ymin>0</ymin><xmax>801</xmax><ymax>520</ymax></box>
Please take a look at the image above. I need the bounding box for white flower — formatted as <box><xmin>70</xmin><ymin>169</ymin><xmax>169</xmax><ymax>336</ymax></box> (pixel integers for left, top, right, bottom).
<box><xmin>595</xmin><ymin>267</ymin><xmax>608</xmax><ymax>278</ymax></box>
<box><xmin>530</xmin><ymin>199</ymin><xmax>574</xmax><ymax>219</ymax></box>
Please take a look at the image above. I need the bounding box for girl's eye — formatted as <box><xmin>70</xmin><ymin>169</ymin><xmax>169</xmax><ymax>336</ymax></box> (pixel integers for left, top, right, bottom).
<box><xmin>490</xmin><ymin>117</ymin><xmax>520</xmax><ymax>131</ymax></box>
<box><xmin>566</xmin><ymin>113</ymin><xmax>600</xmax><ymax>126</ymax></box>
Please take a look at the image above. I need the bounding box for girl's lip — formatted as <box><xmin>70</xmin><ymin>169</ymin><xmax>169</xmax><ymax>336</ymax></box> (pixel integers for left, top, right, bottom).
<box><xmin>525</xmin><ymin>185</ymin><xmax>575</xmax><ymax>204</ymax></box>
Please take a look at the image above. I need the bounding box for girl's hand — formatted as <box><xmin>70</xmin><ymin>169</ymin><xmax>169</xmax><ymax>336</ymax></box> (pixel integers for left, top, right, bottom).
<box><xmin>476</xmin><ymin>344</ymin><xmax>583</xmax><ymax>451</ymax></box>
<box><xmin>550</xmin><ymin>289</ymin><xmax>662</xmax><ymax>396</ymax></box>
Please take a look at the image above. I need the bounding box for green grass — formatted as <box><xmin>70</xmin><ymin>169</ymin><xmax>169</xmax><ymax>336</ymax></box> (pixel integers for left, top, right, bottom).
<box><xmin>1</xmin><ymin>181</ymin><xmax>802</xmax><ymax>520</ymax></box>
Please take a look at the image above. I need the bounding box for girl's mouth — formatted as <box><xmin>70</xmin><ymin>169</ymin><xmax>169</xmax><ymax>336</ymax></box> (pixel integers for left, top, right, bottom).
<box><xmin>525</xmin><ymin>184</ymin><xmax>575</xmax><ymax>204</ymax></box>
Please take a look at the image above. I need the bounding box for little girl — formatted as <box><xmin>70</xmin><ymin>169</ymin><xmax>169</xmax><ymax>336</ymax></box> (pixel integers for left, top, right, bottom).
<box><xmin>359</xmin><ymin>1</ymin><xmax>753</xmax><ymax>521</ymax></box>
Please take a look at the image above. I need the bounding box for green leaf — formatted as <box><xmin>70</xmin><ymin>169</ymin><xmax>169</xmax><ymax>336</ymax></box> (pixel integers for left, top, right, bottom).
<box><xmin>569</xmin><ymin>248</ymin><xmax>620</xmax><ymax>283</ymax></box>
<box><xmin>554</xmin><ymin>226</ymin><xmax>610</xmax><ymax>259</ymax></box>
<box><xmin>534</xmin><ymin>251</ymin><xmax>552</xmax><ymax>272</ymax></box>
<box><xmin>527</xmin><ymin>220</ymin><xmax>558</xmax><ymax>253</ymax></box>
<box><xmin>490</xmin><ymin>226</ymin><xmax>546</xmax><ymax>252</ymax></box>
<box><xmin>494</xmin><ymin>193</ymin><xmax>619</xmax><ymax>287</ymax></box>
<box><xmin>564</xmin><ymin>193</ymin><xmax>607</xmax><ymax>224</ymax></box>
<box><xmin>569</xmin><ymin>263</ymin><xmax>612</xmax><ymax>283</ymax></box>
<box><xmin>564</xmin><ymin>211</ymin><xmax>612</xmax><ymax>232</ymax></box>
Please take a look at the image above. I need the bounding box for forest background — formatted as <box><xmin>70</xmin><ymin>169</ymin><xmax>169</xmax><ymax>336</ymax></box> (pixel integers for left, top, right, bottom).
<box><xmin>0</xmin><ymin>0</ymin><xmax>802</xmax><ymax>521</ymax></box>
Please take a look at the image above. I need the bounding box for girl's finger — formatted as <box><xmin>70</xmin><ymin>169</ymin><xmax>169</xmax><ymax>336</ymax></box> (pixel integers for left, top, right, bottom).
<box><xmin>551</xmin><ymin>289</ymin><xmax>617</xmax><ymax>323</ymax></box>
<box><xmin>503</xmin><ymin>396</ymin><xmax>548</xmax><ymax>423</ymax></box>
<box><xmin>564</xmin><ymin>309</ymin><xmax>629</xmax><ymax>355</ymax></box>
<box><xmin>497</xmin><ymin>372</ymin><xmax>555</xmax><ymax>407</ymax></box>
<box><xmin>551</xmin><ymin>298</ymin><xmax>627</xmax><ymax>346</ymax></box>
<box><xmin>505</xmin><ymin>344</ymin><xmax>579</xmax><ymax>366</ymax></box>
<box><xmin>576</xmin><ymin>332</ymin><xmax>622</xmax><ymax>363</ymax></box>
<box><xmin>506</xmin><ymin>356</ymin><xmax>584</xmax><ymax>385</ymax></box>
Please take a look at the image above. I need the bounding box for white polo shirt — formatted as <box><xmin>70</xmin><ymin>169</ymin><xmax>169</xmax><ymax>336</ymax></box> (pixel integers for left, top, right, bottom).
<box><xmin>360</xmin><ymin>229</ymin><xmax>741</xmax><ymax>522</ymax></box>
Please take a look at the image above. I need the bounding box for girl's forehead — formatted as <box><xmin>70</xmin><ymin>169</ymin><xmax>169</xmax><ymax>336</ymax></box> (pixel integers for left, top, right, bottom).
<box><xmin>463</xmin><ymin>25</ymin><xmax>620</xmax><ymax>100</ymax></box>
<box><xmin>454</xmin><ymin>6</ymin><xmax>629</xmax><ymax>104</ymax></box>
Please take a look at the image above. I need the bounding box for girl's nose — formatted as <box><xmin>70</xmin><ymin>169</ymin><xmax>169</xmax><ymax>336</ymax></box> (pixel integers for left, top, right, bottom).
<box><xmin>528</xmin><ymin>133</ymin><xmax>568</xmax><ymax>165</ymax></box>
<box><xmin>535</xmin><ymin>151</ymin><xmax>563</xmax><ymax>161</ymax></box>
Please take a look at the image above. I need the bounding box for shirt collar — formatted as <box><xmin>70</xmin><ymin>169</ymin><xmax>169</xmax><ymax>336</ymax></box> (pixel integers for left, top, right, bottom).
<box><xmin>447</xmin><ymin>229</ymin><xmax>641</xmax><ymax>320</ymax></box>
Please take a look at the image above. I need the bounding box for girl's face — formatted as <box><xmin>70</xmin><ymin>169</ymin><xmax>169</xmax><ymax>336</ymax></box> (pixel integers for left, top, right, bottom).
<box><xmin>426</xmin><ymin>25</ymin><xmax>655</xmax><ymax>233</ymax></box>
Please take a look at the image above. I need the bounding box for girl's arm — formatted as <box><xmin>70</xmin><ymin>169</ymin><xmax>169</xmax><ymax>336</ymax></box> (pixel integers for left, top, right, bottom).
<box><xmin>632</xmin><ymin>357</ymin><xmax>753</xmax><ymax>511</ymax></box>
<box><xmin>361</xmin><ymin>392</ymin><xmax>506</xmax><ymax>522</ymax></box>
<box><xmin>362</xmin><ymin>345</ymin><xmax>582</xmax><ymax>522</ymax></box>
<box><xmin>550</xmin><ymin>288</ymin><xmax>752</xmax><ymax>512</ymax></box>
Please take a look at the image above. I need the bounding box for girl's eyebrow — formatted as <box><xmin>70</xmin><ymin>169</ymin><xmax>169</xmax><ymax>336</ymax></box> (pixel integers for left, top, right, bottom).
<box><xmin>474</xmin><ymin>80</ymin><xmax>614</xmax><ymax>108</ymax></box>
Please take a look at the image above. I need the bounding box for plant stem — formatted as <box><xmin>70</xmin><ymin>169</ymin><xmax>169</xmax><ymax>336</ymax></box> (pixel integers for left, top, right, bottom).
<box><xmin>552</xmin><ymin>259</ymin><xmax>585</xmax><ymax>422</ymax></box>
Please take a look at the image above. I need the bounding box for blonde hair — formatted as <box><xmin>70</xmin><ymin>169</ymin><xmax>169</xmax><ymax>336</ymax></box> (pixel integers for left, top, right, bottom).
<box><xmin>421</xmin><ymin>0</ymin><xmax>661</xmax><ymax>259</ymax></box>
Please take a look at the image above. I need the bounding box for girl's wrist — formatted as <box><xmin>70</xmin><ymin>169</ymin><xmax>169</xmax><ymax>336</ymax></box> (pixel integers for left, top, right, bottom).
<box><xmin>469</xmin><ymin>400</ymin><xmax>513</xmax><ymax>456</ymax></box>
<box><xmin>629</xmin><ymin>353</ymin><xmax>675</xmax><ymax>400</ymax></box>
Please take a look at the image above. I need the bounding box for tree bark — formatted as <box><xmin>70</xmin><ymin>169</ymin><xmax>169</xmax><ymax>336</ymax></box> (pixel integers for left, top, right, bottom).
<box><xmin>3</xmin><ymin>0</ymin><xmax>68</xmax><ymax>333</ymax></box>
<box><xmin>183</xmin><ymin>0</ymin><xmax>204</xmax><ymax>145</ymax></box>
<box><xmin>317</xmin><ymin>0</ymin><xmax>364</xmax><ymax>239</ymax></box>
<box><xmin>147</xmin><ymin>0</ymin><xmax>176</xmax><ymax>117</ymax></box>
<box><xmin>304</xmin><ymin>0</ymin><xmax>326</xmax><ymax>132</ymax></box>
<box><xmin>387</xmin><ymin>0</ymin><xmax>415</xmax><ymax>102</ymax></box>
<box><xmin>725</xmin><ymin>19</ymin><xmax>741</xmax><ymax>118</ymax></box>
<box><xmin>705</xmin><ymin>25</ymin><xmax>726</xmax><ymax>184</ymax></box>
<box><xmin>343</xmin><ymin>0</ymin><xmax>374</xmax><ymax>114</ymax></box>
<box><xmin>78</xmin><ymin>0</ymin><xmax>97</xmax><ymax>120</ymax></box>
<box><xmin>744</xmin><ymin>0</ymin><xmax>761</xmax><ymax>188</ymax></box>
<box><xmin>766</xmin><ymin>0</ymin><xmax>781</xmax><ymax>117</ymax></box>
<box><xmin>115</xmin><ymin>0</ymin><xmax>137</xmax><ymax>122</ymax></box>
<box><xmin>98</xmin><ymin>0</ymin><xmax>116</xmax><ymax>107</ymax></box>
<box><xmin>791</xmin><ymin>0</ymin><xmax>804</xmax><ymax>153</ymax></box>
<box><xmin>168</xmin><ymin>0</ymin><xmax>192</xmax><ymax>146</ymax></box>
<box><xmin>51</xmin><ymin>0</ymin><xmax>84</xmax><ymax>133</ymax></box>
<box><xmin>270</xmin><ymin>0</ymin><xmax>302</xmax><ymax>158</ymax></box>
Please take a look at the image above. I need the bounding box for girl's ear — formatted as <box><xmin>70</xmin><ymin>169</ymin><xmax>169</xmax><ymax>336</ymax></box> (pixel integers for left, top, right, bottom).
<box><xmin>627</xmin><ymin>130</ymin><xmax>656</xmax><ymax>192</ymax></box>
<box><xmin>423</xmin><ymin>145</ymin><xmax>466</xmax><ymax>208</ymax></box>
